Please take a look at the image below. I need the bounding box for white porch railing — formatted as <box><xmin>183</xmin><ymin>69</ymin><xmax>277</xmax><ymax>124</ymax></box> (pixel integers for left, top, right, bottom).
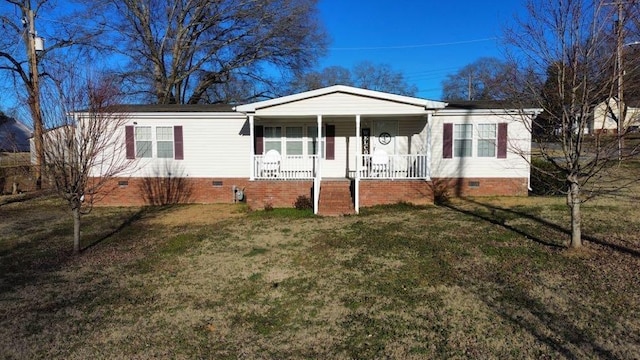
<box><xmin>358</xmin><ymin>154</ymin><xmax>429</xmax><ymax>179</ymax></box>
<box><xmin>253</xmin><ymin>154</ymin><xmax>429</xmax><ymax>180</ymax></box>
<box><xmin>254</xmin><ymin>154</ymin><xmax>318</xmax><ymax>179</ymax></box>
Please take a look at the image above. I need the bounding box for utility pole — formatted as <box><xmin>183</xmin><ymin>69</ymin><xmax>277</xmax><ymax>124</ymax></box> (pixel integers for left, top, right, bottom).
<box><xmin>616</xmin><ymin>0</ymin><xmax>625</xmax><ymax>161</ymax></box>
<box><xmin>22</xmin><ymin>1</ymin><xmax>44</xmax><ymax>189</ymax></box>
<box><xmin>605</xmin><ymin>0</ymin><xmax>629</xmax><ymax>160</ymax></box>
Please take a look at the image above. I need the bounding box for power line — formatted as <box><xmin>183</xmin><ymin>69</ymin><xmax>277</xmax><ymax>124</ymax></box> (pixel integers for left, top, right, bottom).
<box><xmin>329</xmin><ymin>37</ymin><xmax>498</xmax><ymax>51</ymax></box>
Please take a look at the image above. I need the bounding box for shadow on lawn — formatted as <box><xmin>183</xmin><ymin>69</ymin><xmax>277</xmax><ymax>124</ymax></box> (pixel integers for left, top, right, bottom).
<box><xmin>476</xmin><ymin>276</ymin><xmax>618</xmax><ymax>358</ymax></box>
<box><xmin>443</xmin><ymin>199</ymin><xmax>630</xmax><ymax>357</ymax></box>
<box><xmin>0</xmin><ymin>207</ymin><xmax>153</xmax><ymax>295</ymax></box>
<box><xmin>444</xmin><ymin>198</ymin><xmax>640</xmax><ymax>258</ymax></box>
<box><xmin>82</xmin><ymin>207</ymin><xmax>150</xmax><ymax>251</ymax></box>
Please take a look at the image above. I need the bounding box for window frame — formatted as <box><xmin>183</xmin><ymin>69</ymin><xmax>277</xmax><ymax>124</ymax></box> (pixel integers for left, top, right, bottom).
<box><xmin>262</xmin><ymin>124</ymin><xmax>325</xmax><ymax>157</ymax></box>
<box><xmin>453</xmin><ymin>124</ymin><xmax>473</xmax><ymax>158</ymax></box>
<box><xmin>156</xmin><ymin>126</ymin><xmax>175</xmax><ymax>159</ymax></box>
<box><xmin>135</xmin><ymin>126</ymin><xmax>152</xmax><ymax>158</ymax></box>
<box><xmin>477</xmin><ymin>124</ymin><xmax>497</xmax><ymax>158</ymax></box>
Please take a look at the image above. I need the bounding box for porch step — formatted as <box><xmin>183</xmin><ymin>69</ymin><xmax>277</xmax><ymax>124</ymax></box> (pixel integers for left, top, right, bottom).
<box><xmin>318</xmin><ymin>180</ymin><xmax>355</xmax><ymax>216</ymax></box>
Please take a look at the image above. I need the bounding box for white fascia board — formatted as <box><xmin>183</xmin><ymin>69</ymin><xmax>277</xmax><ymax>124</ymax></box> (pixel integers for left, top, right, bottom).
<box><xmin>71</xmin><ymin>111</ymin><xmax>245</xmax><ymax>120</ymax></box>
<box><xmin>234</xmin><ymin>85</ymin><xmax>447</xmax><ymax>112</ymax></box>
<box><xmin>435</xmin><ymin>108</ymin><xmax>542</xmax><ymax>117</ymax></box>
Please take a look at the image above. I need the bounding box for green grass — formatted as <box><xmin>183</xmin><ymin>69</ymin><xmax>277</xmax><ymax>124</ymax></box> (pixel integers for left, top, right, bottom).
<box><xmin>1</xmin><ymin>194</ymin><xmax>640</xmax><ymax>358</ymax></box>
<box><xmin>248</xmin><ymin>207</ymin><xmax>315</xmax><ymax>219</ymax></box>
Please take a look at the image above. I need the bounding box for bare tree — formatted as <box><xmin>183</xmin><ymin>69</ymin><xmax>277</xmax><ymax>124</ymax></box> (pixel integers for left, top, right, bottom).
<box><xmin>90</xmin><ymin>0</ymin><xmax>327</xmax><ymax>105</ymax></box>
<box><xmin>289</xmin><ymin>65</ymin><xmax>354</xmax><ymax>93</ymax></box>
<box><xmin>352</xmin><ymin>61</ymin><xmax>418</xmax><ymax>96</ymax></box>
<box><xmin>441</xmin><ymin>57</ymin><xmax>539</xmax><ymax>101</ymax></box>
<box><xmin>506</xmin><ymin>0</ymin><xmax>640</xmax><ymax>248</ymax></box>
<box><xmin>1</xmin><ymin>0</ymin><xmax>102</xmax><ymax>189</ymax></box>
<box><xmin>40</xmin><ymin>67</ymin><xmax>134</xmax><ymax>253</ymax></box>
<box><xmin>289</xmin><ymin>62</ymin><xmax>417</xmax><ymax>96</ymax></box>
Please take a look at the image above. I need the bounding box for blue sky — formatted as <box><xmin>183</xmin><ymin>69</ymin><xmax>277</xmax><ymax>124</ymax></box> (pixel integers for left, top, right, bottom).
<box><xmin>316</xmin><ymin>0</ymin><xmax>527</xmax><ymax>99</ymax></box>
<box><xmin>1</xmin><ymin>0</ymin><xmax>526</xmax><ymax>121</ymax></box>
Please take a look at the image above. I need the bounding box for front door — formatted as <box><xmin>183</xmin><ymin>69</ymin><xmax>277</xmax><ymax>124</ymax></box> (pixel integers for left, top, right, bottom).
<box><xmin>374</xmin><ymin>120</ymin><xmax>397</xmax><ymax>155</ymax></box>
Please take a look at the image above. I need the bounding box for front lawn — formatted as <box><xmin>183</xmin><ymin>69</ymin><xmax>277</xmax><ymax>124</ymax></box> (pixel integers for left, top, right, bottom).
<box><xmin>0</xmin><ymin>195</ymin><xmax>639</xmax><ymax>358</ymax></box>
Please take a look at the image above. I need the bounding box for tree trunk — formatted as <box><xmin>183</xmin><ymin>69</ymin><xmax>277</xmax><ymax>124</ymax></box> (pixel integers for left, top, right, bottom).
<box><xmin>73</xmin><ymin>207</ymin><xmax>81</xmax><ymax>253</ymax></box>
<box><xmin>567</xmin><ymin>180</ymin><xmax>582</xmax><ymax>248</ymax></box>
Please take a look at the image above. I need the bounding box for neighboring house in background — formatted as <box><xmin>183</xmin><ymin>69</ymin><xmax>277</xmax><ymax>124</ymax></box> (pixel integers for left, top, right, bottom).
<box><xmin>69</xmin><ymin>85</ymin><xmax>540</xmax><ymax>215</ymax></box>
<box><xmin>592</xmin><ymin>98</ymin><xmax>640</xmax><ymax>134</ymax></box>
<box><xmin>1</xmin><ymin>114</ymin><xmax>32</xmax><ymax>194</ymax></box>
<box><xmin>0</xmin><ymin>114</ymin><xmax>31</xmax><ymax>152</ymax></box>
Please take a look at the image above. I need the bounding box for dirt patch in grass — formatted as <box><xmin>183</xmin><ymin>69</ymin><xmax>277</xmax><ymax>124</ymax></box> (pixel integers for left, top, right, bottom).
<box><xmin>142</xmin><ymin>203</ymin><xmax>247</xmax><ymax>227</ymax></box>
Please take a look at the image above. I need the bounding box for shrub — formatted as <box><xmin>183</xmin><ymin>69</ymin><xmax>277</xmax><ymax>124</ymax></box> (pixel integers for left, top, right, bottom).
<box><xmin>294</xmin><ymin>195</ymin><xmax>313</xmax><ymax>210</ymax></box>
<box><xmin>264</xmin><ymin>202</ymin><xmax>274</xmax><ymax>211</ymax></box>
<box><xmin>530</xmin><ymin>157</ymin><xmax>566</xmax><ymax>196</ymax></box>
<box><xmin>430</xmin><ymin>179</ymin><xmax>451</xmax><ymax>205</ymax></box>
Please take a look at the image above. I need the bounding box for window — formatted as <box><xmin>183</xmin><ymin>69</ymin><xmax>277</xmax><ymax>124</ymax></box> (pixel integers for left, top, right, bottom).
<box><xmin>126</xmin><ymin>125</ymin><xmax>183</xmax><ymax>160</ymax></box>
<box><xmin>443</xmin><ymin>122</ymin><xmax>507</xmax><ymax>159</ymax></box>
<box><xmin>454</xmin><ymin>124</ymin><xmax>472</xmax><ymax>157</ymax></box>
<box><xmin>477</xmin><ymin>124</ymin><xmax>496</xmax><ymax>157</ymax></box>
<box><xmin>261</xmin><ymin>125</ymin><xmax>324</xmax><ymax>156</ymax></box>
<box><xmin>135</xmin><ymin>126</ymin><xmax>152</xmax><ymax>158</ymax></box>
<box><xmin>156</xmin><ymin>126</ymin><xmax>174</xmax><ymax>158</ymax></box>
<box><xmin>286</xmin><ymin>126</ymin><xmax>303</xmax><ymax>155</ymax></box>
<box><xmin>264</xmin><ymin>126</ymin><xmax>282</xmax><ymax>153</ymax></box>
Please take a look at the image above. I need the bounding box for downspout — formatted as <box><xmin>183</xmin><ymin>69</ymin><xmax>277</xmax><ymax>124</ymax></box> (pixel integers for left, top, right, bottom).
<box><xmin>355</xmin><ymin>114</ymin><xmax>361</xmax><ymax>214</ymax></box>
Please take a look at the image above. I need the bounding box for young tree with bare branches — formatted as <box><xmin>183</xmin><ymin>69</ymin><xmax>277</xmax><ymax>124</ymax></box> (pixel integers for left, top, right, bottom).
<box><xmin>1</xmin><ymin>0</ymin><xmax>103</xmax><ymax>189</ymax></box>
<box><xmin>506</xmin><ymin>0</ymin><xmax>640</xmax><ymax>248</ymax></box>
<box><xmin>40</xmin><ymin>68</ymin><xmax>135</xmax><ymax>253</ymax></box>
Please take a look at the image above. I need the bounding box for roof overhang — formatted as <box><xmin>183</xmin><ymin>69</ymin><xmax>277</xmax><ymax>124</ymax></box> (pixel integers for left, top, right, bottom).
<box><xmin>234</xmin><ymin>85</ymin><xmax>447</xmax><ymax>113</ymax></box>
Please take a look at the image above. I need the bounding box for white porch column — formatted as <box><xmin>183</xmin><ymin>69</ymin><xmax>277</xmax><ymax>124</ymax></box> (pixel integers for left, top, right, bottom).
<box><xmin>355</xmin><ymin>114</ymin><xmax>361</xmax><ymax>214</ymax></box>
<box><xmin>426</xmin><ymin>112</ymin><xmax>432</xmax><ymax>180</ymax></box>
<box><xmin>249</xmin><ymin>114</ymin><xmax>255</xmax><ymax>180</ymax></box>
<box><xmin>314</xmin><ymin>114</ymin><xmax>322</xmax><ymax>215</ymax></box>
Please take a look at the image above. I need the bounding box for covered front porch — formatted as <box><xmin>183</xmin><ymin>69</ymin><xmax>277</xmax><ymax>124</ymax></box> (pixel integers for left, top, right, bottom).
<box><xmin>234</xmin><ymin>85</ymin><xmax>446</xmax><ymax>214</ymax></box>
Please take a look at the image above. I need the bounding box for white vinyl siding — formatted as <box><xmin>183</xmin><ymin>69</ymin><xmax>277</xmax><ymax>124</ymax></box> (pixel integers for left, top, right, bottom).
<box><xmin>88</xmin><ymin>112</ymin><xmax>249</xmax><ymax>178</ymax></box>
<box><xmin>477</xmin><ymin>124</ymin><xmax>496</xmax><ymax>157</ymax></box>
<box><xmin>254</xmin><ymin>92</ymin><xmax>431</xmax><ymax>116</ymax></box>
<box><xmin>135</xmin><ymin>126</ymin><xmax>152</xmax><ymax>158</ymax></box>
<box><xmin>454</xmin><ymin>124</ymin><xmax>472</xmax><ymax>157</ymax></box>
<box><xmin>156</xmin><ymin>126</ymin><xmax>174</xmax><ymax>158</ymax></box>
<box><xmin>430</xmin><ymin>111</ymin><xmax>533</xmax><ymax>180</ymax></box>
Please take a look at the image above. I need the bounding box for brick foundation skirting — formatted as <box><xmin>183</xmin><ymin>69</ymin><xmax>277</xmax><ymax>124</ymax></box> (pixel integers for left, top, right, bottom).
<box><xmin>92</xmin><ymin>176</ymin><xmax>528</xmax><ymax>208</ymax></box>
<box><xmin>93</xmin><ymin>177</ymin><xmax>313</xmax><ymax>209</ymax></box>
<box><xmin>359</xmin><ymin>180</ymin><xmax>434</xmax><ymax>207</ymax></box>
<box><xmin>430</xmin><ymin>177</ymin><xmax>529</xmax><ymax>197</ymax></box>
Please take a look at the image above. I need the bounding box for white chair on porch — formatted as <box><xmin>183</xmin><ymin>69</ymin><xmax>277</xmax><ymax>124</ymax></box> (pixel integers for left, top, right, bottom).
<box><xmin>371</xmin><ymin>149</ymin><xmax>389</xmax><ymax>177</ymax></box>
<box><xmin>262</xmin><ymin>149</ymin><xmax>281</xmax><ymax>178</ymax></box>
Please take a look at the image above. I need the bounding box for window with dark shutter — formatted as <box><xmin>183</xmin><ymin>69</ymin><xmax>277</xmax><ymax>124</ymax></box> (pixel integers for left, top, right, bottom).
<box><xmin>255</xmin><ymin>125</ymin><xmax>264</xmax><ymax>155</ymax></box>
<box><xmin>497</xmin><ymin>123</ymin><xmax>508</xmax><ymax>159</ymax></box>
<box><xmin>325</xmin><ymin>124</ymin><xmax>335</xmax><ymax>160</ymax></box>
<box><xmin>125</xmin><ymin>125</ymin><xmax>135</xmax><ymax>159</ymax></box>
<box><xmin>443</xmin><ymin>123</ymin><xmax>453</xmax><ymax>159</ymax></box>
<box><xmin>174</xmin><ymin>125</ymin><xmax>183</xmax><ymax>160</ymax></box>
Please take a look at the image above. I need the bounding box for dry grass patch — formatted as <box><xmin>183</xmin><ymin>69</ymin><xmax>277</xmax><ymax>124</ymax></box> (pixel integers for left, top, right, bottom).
<box><xmin>1</xmin><ymin>197</ymin><xmax>640</xmax><ymax>358</ymax></box>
